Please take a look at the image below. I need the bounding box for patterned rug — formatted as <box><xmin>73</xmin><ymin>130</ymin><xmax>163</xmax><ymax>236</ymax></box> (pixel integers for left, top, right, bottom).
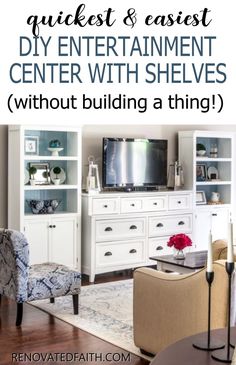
<box><xmin>30</xmin><ymin>279</ymin><xmax>147</xmax><ymax>358</ymax></box>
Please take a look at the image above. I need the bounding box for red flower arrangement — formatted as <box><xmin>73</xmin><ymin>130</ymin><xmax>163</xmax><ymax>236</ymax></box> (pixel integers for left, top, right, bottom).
<box><xmin>167</xmin><ymin>234</ymin><xmax>192</xmax><ymax>250</ymax></box>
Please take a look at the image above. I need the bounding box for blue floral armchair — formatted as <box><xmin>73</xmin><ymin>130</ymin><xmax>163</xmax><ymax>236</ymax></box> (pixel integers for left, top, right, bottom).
<box><xmin>0</xmin><ymin>229</ymin><xmax>81</xmax><ymax>325</ymax></box>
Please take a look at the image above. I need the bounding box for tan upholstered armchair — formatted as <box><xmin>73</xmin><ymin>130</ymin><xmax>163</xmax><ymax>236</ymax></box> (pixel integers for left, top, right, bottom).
<box><xmin>133</xmin><ymin>242</ymin><xmax>229</xmax><ymax>355</ymax></box>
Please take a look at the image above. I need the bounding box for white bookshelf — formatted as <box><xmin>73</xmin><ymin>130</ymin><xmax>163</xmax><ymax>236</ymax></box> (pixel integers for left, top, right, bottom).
<box><xmin>178</xmin><ymin>130</ymin><xmax>234</xmax><ymax>250</ymax></box>
<box><xmin>8</xmin><ymin>125</ymin><xmax>81</xmax><ymax>269</ymax></box>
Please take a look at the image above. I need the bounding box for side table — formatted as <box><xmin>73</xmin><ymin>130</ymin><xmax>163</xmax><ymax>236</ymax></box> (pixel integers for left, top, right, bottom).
<box><xmin>150</xmin><ymin>328</ymin><xmax>236</xmax><ymax>365</ymax></box>
<box><xmin>150</xmin><ymin>250</ymin><xmax>207</xmax><ymax>274</ymax></box>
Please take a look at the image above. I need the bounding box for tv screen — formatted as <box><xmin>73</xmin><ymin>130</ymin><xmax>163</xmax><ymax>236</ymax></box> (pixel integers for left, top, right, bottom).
<box><xmin>102</xmin><ymin>138</ymin><xmax>167</xmax><ymax>189</ymax></box>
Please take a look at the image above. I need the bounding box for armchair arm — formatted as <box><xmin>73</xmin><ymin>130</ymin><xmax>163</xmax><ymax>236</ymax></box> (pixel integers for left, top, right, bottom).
<box><xmin>212</xmin><ymin>240</ymin><xmax>236</xmax><ymax>261</ymax></box>
<box><xmin>212</xmin><ymin>240</ymin><xmax>227</xmax><ymax>260</ymax></box>
<box><xmin>133</xmin><ymin>262</ymin><xmax>228</xmax><ymax>355</ymax></box>
<box><xmin>0</xmin><ymin>230</ymin><xmax>29</xmax><ymax>302</ymax></box>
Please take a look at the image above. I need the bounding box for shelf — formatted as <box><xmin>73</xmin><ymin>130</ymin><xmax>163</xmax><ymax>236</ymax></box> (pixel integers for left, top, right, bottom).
<box><xmin>196</xmin><ymin>136</ymin><xmax>232</xmax><ymax>159</ymax></box>
<box><xmin>24</xmin><ymin>129</ymin><xmax>78</xmax><ymax>157</ymax></box>
<box><xmin>24</xmin><ymin>185</ymin><xmax>78</xmax><ymax>190</ymax></box>
<box><xmin>24</xmin><ymin>155</ymin><xmax>78</xmax><ymax>161</ymax></box>
<box><xmin>24</xmin><ymin>211</ymin><xmax>78</xmax><ymax>217</ymax></box>
<box><xmin>24</xmin><ymin>188</ymin><xmax>78</xmax><ymax>214</ymax></box>
<box><xmin>196</xmin><ymin>157</ymin><xmax>232</xmax><ymax>162</ymax></box>
<box><xmin>196</xmin><ymin>203</ymin><xmax>231</xmax><ymax>210</ymax></box>
<box><xmin>196</xmin><ymin>181</ymin><xmax>231</xmax><ymax>186</ymax></box>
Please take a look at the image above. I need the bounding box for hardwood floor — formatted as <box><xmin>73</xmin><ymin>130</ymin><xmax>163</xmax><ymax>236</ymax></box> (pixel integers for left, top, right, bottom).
<box><xmin>0</xmin><ymin>271</ymin><xmax>150</xmax><ymax>365</ymax></box>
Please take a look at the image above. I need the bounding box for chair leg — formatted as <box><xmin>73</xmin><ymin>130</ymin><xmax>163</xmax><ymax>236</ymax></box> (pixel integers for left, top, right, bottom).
<box><xmin>50</xmin><ymin>298</ymin><xmax>55</xmax><ymax>304</ymax></box>
<box><xmin>72</xmin><ymin>294</ymin><xmax>79</xmax><ymax>315</ymax></box>
<box><xmin>140</xmin><ymin>348</ymin><xmax>155</xmax><ymax>357</ymax></box>
<box><xmin>0</xmin><ymin>294</ymin><xmax>1</xmax><ymax>306</ymax></box>
<box><xmin>16</xmin><ymin>303</ymin><xmax>23</xmax><ymax>326</ymax></box>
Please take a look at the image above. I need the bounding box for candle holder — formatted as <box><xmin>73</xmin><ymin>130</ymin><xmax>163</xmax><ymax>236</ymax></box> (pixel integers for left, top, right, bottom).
<box><xmin>211</xmin><ymin>262</ymin><xmax>235</xmax><ymax>363</ymax></box>
<box><xmin>193</xmin><ymin>271</ymin><xmax>225</xmax><ymax>351</ymax></box>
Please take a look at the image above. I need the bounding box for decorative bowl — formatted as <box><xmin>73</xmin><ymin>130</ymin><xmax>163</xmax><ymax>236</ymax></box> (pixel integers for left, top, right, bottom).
<box><xmin>27</xmin><ymin>199</ymin><xmax>61</xmax><ymax>214</ymax></box>
<box><xmin>197</xmin><ymin>150</ymin><xmax>206</xmax><ymax>156</ymax></box>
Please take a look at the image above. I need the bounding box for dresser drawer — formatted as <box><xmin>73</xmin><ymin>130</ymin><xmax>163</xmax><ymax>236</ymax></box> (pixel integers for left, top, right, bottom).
<box><xmin>143</xmin><ymin>196</ymin><xmax>167</xmax><ymax>212</ymax></box>
<box><xmin>120</xmin><ymin>197</ymin><xmax>143</xmax><ymax>213</ymax></box>
<box><xmin>95</xmin><ymin>218</ymin><xmax>146</xmax><ymax>242</ymax></box>
<box><xmin>96</xmin><ymin>240</ymin><xmax>145</xmax><ymax>267</ymax></box>
<box><xmin>91</xmin><ymin>198</ymin><xmax>119</xmax><ymax>215</ymax></box>
<box><xmin>168</xmin><ymin>194</ymin><xmax>192</xmax><ymax>210</ymax></box>
<box><xmin>148</xmin><ymin>238</ymin><xmax>170</xmax><ymax>257</ymax></box>
<box><xmin>149</xmin><ymin>214</ymin><xmax>192</xmax><ymax>237</ymax></box>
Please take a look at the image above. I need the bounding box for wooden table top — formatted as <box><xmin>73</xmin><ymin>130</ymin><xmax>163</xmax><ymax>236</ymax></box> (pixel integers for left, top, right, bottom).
<box><xmin>150</xmin><ymin>328</ymin><xmax>236</xmax><ymax>365</ymax></box>
<box><xmin>150</xmin><ymin>250</ymin><xmax>207</xmax><ymax>270</ymax></box>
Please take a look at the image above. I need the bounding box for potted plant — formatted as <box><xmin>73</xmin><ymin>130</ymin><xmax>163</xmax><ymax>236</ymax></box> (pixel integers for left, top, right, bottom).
<box><xmin>53</xmin><ymin>166</ymin><xmax>61</xmax><ymax>185</ymax></box>
<box><xmin>29</xmin><ymin>166</ymin><xmax>37</xmax><ymax>186</ymax></box>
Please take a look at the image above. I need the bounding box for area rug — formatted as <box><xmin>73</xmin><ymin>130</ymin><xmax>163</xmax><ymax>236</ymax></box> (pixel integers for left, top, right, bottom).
<box><xmin>30</xmin><ymin>279</ymin><xmax>147</xmax><ymax>358</ymax></box>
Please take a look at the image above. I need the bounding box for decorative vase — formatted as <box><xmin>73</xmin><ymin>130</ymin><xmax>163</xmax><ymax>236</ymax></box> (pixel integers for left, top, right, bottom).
<box><xmin>53</xmin><ymin>178</ymin><xmax>60</xmax><ymax>185</ymax></box>
<box><xmin>174</xmin><ymin>249</ymin><xmax>185</xmax><ymax>260</ymax></box>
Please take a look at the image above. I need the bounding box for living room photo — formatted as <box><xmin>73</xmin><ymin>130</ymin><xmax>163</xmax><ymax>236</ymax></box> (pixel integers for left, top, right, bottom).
<box><xmin>0</xmin><ymin>124</ymin><xmax>236</xmax><ymax>364</ymax></box>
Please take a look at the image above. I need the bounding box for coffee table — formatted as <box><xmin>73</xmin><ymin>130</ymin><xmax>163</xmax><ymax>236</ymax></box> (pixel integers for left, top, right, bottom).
<box><xmin>150</xmin><ymin>250</ymin><xmax>207</xmax><ymax>274</ymax></box>
<box><xmin>150</xmin><ymin>328</ymin><xmax>236</xmax><ymax>365</ymax></box>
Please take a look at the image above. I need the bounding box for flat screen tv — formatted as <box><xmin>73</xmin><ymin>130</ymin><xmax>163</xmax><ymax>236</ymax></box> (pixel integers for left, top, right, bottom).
<box><xmin>102</xmin><ymin>138</ymin><xmax>168</xmax><ymax>190</ymax></box>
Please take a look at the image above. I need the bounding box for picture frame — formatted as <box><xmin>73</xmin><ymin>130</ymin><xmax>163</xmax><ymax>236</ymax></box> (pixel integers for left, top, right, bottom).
<box><xmin>29</xmin><ymin>163</ymin><xmax>50</xmax><ymax>185</ymax></box>
<box><xmin>25</xmin><ymin>136</ymin><xmax>39</xmax><ymax>155</ymax></box>
<box><xmin>196</xmin><ymin>164</ymin><xmax>207</xmax><ymax>182</ymax></box>
<box><xmin>196</xmin><ymin>191</ymin><xmax>207</xmax><ymax>205</ymax></box>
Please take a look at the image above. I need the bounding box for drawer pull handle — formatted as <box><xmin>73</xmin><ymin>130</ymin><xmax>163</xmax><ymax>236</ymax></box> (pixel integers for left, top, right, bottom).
<box><xmin>178</xmin><ymin>201</ymin><xmax>182</xmax><ymax>204</ymax></box>
<box><xmin>104</xmin><ymin>251</ymin><xmax>112</xmax><ymax>256</ymax></box>
<box><xmin>129</xmin><ymin>249</ymin><xmax>137</xmax><ymax>254</ymax></box>
<box><xmin>130</xmin><ymin>225</ymin><xmax>137</xmax><ymax>230</ymax></box>
<box><xmin>53</xmin><ymin>225</ymin><xmax>56</xmax><ymax>228</ymax></box>
<box><xmin>156</xmin><ymin>223</ymin><xmax>164</xmax><ymax>228</ymax></box>
<box><xmin>156</xmin><ymin>246</ymin><xmax>163</xmax><ymax>251</ymax></box>
<box><xmin>153</xmin><ymin>202</ymin><xmax>158</xmax><ymax>206</ymax></box>
<box><xmin>178</xmin><ymin>221</ymin><xmax>185</xmax><ymax>226</ymax></box>
<box><xmin>103</xmin><ymin>205</ymin><xmax>108</xmax><ymax>208</ymax></box>
<box><xmin>131</xmin><ymin>203</ymin><xmax>135</xmax><ymax>207</ymax></box>
<box><xmin>49</xmin><ymin>225</ymin><xmax>52</xmax><ymax>228</ymax></box>
<box><xmin>105</xmin><ymin>227</ymin><xmax>113</xmax><ymax>232</ymax></box>
<box><xmin>212</xmin><ymin>213</ymin><xmax>217</xmax><ymax>216</ymax></box>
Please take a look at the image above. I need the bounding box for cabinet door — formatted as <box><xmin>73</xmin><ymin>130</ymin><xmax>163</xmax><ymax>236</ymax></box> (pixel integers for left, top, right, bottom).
<box><xmin>24</xmin><ymin>218</ymin><xmax>50</xmax><ymax>265</ymax></box>
<box><xmin>50</xmin><ymin>216</ymin><xmax>78</xmax><ymax>268</ymax></box>
<box><xmin>211</xmin><ymin>209</ymin><xmax>229</xmax><ymax>242</ymax></box>
<box><xmin>194</xmin><ymin>211</ymin><xmax>211</xmax><ymax>251</ymax></box>
<box><xmin>195</xmin><ymin>209</ymin><xmax>229</xmax><ymax>251</ymax></box>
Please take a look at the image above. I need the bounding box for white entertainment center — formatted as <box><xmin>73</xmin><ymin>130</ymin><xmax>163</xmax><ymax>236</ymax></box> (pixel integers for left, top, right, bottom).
<box><xmin>82</xmin><ymin>190</ymin><xmax>193</xmax><ymax>282</ymax></box>
<box><xmin>7</xmin><ymin>127</ymin><xmax>234</xmax><ymax>283</ymax></box>
<box><xmin>82</xmin><ymin>130</ymin><xmax>234</xmax><ymax>282</ymax></box>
